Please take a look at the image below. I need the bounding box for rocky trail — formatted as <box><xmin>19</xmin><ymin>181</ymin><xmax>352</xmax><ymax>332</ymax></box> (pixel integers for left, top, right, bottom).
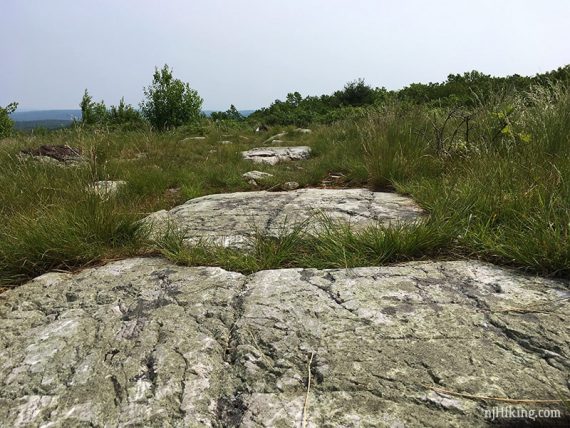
<box><xmin>1</xmin><ymin>141</ymin><xmax>569</xmax><ymax>427</ymax></box>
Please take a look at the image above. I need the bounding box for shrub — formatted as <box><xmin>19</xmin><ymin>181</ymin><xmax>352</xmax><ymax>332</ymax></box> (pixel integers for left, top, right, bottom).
<box><xmin>140</xmin><ymin>64</ymin><xmax>203</xmax><ymax>131</ymax></box>
<box><xmin>0</xmin><ymin>102</ymin><xmax>18</xmax><ymax>138</ymax></box>
<box><xmin>108</xmin><ymin>97</ymin><xmax>144</xmax><ymax>126</ymax></box>
<box><xmin>211</xmin><ymin>105</ymin><xmax>244</xmax><ymax>122</ymax></box>
<box><xmin>80</xmin><ymin>90</ymin><xmax>144</xmax><ymax>128</ymax></box>
<box><xmin>80</xmin><ymin>89</ymin><xmax>107</xmax><ymax>125</ymax></box>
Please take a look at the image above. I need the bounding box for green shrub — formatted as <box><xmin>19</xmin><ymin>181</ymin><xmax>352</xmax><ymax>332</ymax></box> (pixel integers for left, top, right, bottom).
<box><xmin>140</xmin><ymin>64</ymin><xmax>203</xmax><ymax>131</ymax></box>
<box><xmin>0</xmin><ymin>102</ymin><xmax>18</xmax><ymax>138</ymax></box>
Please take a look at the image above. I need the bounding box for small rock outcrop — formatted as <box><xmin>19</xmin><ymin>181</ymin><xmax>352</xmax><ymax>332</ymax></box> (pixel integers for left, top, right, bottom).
<box><xmin>242</xmin><ymin>146</ymin><xmax>311</xmax><ymax>165</ymax></box>
<box><xmin>19</xmin><ymin>145</ymin><xmax>84</xmax><ymax>165</ymax></box>
<box><xmin>86</xmin><ymin>180</ymin><xmax>127</xmax><ymax>198</ymax></box>
<box><xmin>242</xmin><ymin>171</ymin><xmax>274</xmax><ymax>186</ymax></box>
<box><xmin>1</xmin><ymin>258</ymin><xmax>567</xmax><ymax>427</ymax></box>
<box><xmin>142</xmin><ymin>188</ymin><xmax>424</xmax><ymax>247</ymax></box>
<box><xmin>180</xmin><ymin>136</ymin><xmax>206</xmax><ymax>142</ymax></box>
<box><xmin>281</xmin><ymin>181</ymin><xmax>300</xmax><ymax>190</ymax></box>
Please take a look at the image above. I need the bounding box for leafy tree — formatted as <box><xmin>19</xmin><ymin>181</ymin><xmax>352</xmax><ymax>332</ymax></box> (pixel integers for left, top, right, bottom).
<box><xmin>80</xmin><ymin>89</ymin><xmax>107</xmax><ymax>124</ymax></box>
<box><xmin>0</xmin><ymin>102</ymin><xmax>18</xmax><ymax>138</ymax></box>
<box><xmin>285</xmin><ymin>92</ymin><xmax>303</xmax><ymax>107</ymax></box>
<box><xmin>140</xmin><ymin>64</ymin><xmax>203</xmax><ymax>131</ymax></box>
<box><xmin>333</xmin><ymin>79</ymin><xmax>376</xmax><ymax>107</ymax></box>
<box><xmin>211</xmin><ymin>104</ymin><xmax>244</xmax><ymax>121</ymax></box>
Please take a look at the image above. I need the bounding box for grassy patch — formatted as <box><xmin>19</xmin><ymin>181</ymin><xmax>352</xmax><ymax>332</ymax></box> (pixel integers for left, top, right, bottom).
<box><xmin>152</xmin><ymin>216</ymin><xmax>454</xmax><ymax>274</ymax></box>
<box><xmin>1</xmin><ymin>83</ymin><xmax>569</xmax><ymax>284</ymax></box>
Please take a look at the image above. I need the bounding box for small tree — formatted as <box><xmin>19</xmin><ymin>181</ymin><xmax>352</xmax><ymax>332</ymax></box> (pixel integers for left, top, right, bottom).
<box><xmin>109</xmin><ymin>97</ymin><xmax>143</xmax><ymax>125</ymax></box>
<box><xmin>211</xmin><ymin>104</ymin><xmax>244</xmax><ymax>122</ymax></box>
<box><xmin>334</xmin><ymin>79</ymin><xmax>375</xmax><ymax>107</ymax></box>
<box><xmin>80</xmin><ymin>89</ymin><xmax>107</xmax><ymax>124</ymax></box>
<box><xmin>0</xmin><ymin>102</ymin><xmax>18</xmax><ymax>138</ymax></box>
<box><xmin>140</xmin><ymin>64</ymin><xmax>203</xmax><ymax>131</ymax></box>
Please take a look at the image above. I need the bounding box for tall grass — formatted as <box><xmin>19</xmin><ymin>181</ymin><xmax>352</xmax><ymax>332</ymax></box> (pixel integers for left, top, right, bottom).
<box><xmin>1</xmin><ymin>83</ymin><xmax>569</xmax><ymax>284</ymax></box>
<box><xmin>363</xmin><ymin>83</ymin><xmax>570</xmax><ymax>277</ymax></box>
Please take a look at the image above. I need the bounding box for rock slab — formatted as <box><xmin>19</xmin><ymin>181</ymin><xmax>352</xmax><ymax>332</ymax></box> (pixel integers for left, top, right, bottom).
<box><xmin>0</xmin><ymin>259</ymin><xmax>568</xmax><ymax>427</ymax></box>
<box><xmin>142</xmin><ymin>188</ymin><xmax>425</xmax><ymax>247</ymax></box>
<box><xmin>241</xmin><ymin>146</ymin><xmax>311</xmax><ymax>165</ymax></box>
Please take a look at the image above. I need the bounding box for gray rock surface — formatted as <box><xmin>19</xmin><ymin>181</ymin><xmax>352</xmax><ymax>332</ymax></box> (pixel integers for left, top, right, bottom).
<box><xmin>242</xmin><ymin>171</ymin><xmax>274</xmax><ymax>181</ymax></box>
<box><xmin>242</xmin><ymin>171</ymin><xmax>274</xmax><ymax>186</ymax></box>
<box><xmin>1</xmin><ymin>258</ymin><xmax>568</xmax><ymax>427</ymax></box>
<box><xmin>86</xmin><ymin>180</ymin><xmax>127</xmax><ymax>198</ymax></box>
<box><xmin>142</xmin><ymin>188</ymin><xmax>424</xmax><ymax>247</ymax></box>
<box><xmin>180</xmin><ymin>136</ymin><xmax>206</xmax><ymax>142</ymax></box>
<box><xmin>242</xmin><ymin>146</ymin><xmax>311</xmax><ymax>165</ymax></box>
<box><xmin>281</xmin><ymin>181</ymin><xmax>300</xmax><ymax>190</ymax></box>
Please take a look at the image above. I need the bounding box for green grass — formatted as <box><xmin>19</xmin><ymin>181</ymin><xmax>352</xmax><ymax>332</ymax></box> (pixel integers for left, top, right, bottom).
<box><xmin>152</xmin><ymin>215</ymin><xmax>454</xmax><ymax>274</ymax></box>
<box><xmin>1</xmin><ymin>83</ymin><xmax>569</xmax><ymax>285</ymax></box>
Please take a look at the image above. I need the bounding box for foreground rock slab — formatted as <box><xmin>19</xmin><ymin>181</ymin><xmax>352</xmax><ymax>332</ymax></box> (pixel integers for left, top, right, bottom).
<box><xmin>0</xmin><ymin>259</ymin><xmax>568</xmax><ymax>427</ymax></box>
<box><xmin>143</xmin><ymin>188</ymin><xmax>424</xmax><ymax>247</ymax></box>
<box><xmin>242</xmin><ymin>146</ymin><xmax>311</xmax><ymax>165</ymax></box>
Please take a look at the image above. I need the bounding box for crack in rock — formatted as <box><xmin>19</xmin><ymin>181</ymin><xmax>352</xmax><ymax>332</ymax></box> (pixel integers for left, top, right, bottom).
<box><xmin>0</xmin><ymin>258</ymin><xmax>568</xmax><ymax>427</ymax></box>
<box><xmin>141</xmin><ymin>188</ymin><xmax>425</xmax><ymax>246</ymax></box>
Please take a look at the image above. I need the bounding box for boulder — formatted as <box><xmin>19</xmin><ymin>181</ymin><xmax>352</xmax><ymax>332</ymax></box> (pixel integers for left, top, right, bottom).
<box><xmin>281</xmin><ymin>181</ymin><xmax>300</xmax><ymax>190</ymax></box>
<box><xmin>141</xmin><ymin>188</ymin><xmax>424</xmax><ymax>247</ymax></box>
<box><xmin>0</xmin><ymin>258</ymin><xmax>567</xmax><ymax>427</ymax></box>
<box><xmin>242</xmin><ymin>171</ymin><xmax>274</xmax><ymax>186</ymax></box>
<box><xmin>242</xmin><ymin>146</ymin><xmax>311</xmax><ymax>165</ymax></box>
<box><xmin>295</xmin><ymin>128</ymin><xmax>312</xmax><ymax>134</ymax></box>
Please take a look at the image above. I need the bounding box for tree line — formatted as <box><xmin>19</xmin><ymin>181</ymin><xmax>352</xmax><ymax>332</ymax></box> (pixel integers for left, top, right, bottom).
<box><xmin>248</xmin><ymin>66</ymin><xmax>570</xmax><ymax>126</ymax></box>
<box><xmin>1</xmin><ymin>64</ymin><xmax>569</xmax><ymax>137</ymax></box>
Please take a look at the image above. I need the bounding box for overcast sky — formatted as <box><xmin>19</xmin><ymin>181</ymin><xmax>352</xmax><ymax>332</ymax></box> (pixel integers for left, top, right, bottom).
<box><xmin>1</xmin><ymin>0</ymin><xmax>569</xmax><ymax>111</ymax></box>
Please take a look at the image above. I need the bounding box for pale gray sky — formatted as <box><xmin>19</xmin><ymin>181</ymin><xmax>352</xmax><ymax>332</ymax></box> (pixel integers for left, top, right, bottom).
<box><xmin>1</xmin><ymin>0</ymin><xmax>569</xmax><ymax>111</ymax></box>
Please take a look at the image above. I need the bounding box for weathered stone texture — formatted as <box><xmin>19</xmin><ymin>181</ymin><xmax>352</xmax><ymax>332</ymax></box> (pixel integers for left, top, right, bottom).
<box><xmin>1</xmin><ymin>259</ymin><xmax>568</xmax><ymax>426</ymax></box>
<box><xmin>241</xmin><ymin>147</ymin><xmax>311</xmax><ymax>165</ymax></box>
<box><xmin>142</xmin><ymin>188</ymin><xmax>425</xmax><ymax>247</ymax></box>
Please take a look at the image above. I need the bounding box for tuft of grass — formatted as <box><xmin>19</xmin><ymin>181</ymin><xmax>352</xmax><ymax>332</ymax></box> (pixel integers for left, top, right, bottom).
<box><xmin>152</xmin><ymin>215</ymin><xmax>454</xmax><ymax>274</ymax></box>
<box><xmin>0</xmin><ymin>195</ymin><xmax>143</xmax><ymax>285</ymax></box>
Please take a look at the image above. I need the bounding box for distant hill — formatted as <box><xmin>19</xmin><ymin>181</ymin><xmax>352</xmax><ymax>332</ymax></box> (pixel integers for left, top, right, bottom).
<box><xmin>10</xmin><ymin>109</ymin><xmax>255</xmax><ymax>131</ymax></box>
<box><xmin>14</xmin><ymin>120</ymin><xmax>74</xmax><ymax>131</ymax></box>
<box><xmin>10</xmin><ymin>110</ymin><xmax>82</xmax><ymax>122</ymax></box>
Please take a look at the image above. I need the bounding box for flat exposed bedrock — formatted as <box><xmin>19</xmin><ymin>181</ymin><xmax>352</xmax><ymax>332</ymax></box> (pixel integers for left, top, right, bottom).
<box><xmin>241</xmin><ymin>146</ymin><xmax>311</xmax><ymax>165</ymax></box>
<box><xmin>142</xmin><ymin>188</ymin><xmax>425</xmax><ymax>247</ymax></box>
<box><xmin>0</xmin><ymin>258</ymin><xmax>568</xmax><ymax>427</ymax></box>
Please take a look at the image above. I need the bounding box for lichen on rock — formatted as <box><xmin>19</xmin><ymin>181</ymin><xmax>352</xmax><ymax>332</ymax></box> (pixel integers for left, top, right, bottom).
<box><xmin>0</xmin><ymin>258</ymin><xmax>568</xmax><ymax>426</ymax></box>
